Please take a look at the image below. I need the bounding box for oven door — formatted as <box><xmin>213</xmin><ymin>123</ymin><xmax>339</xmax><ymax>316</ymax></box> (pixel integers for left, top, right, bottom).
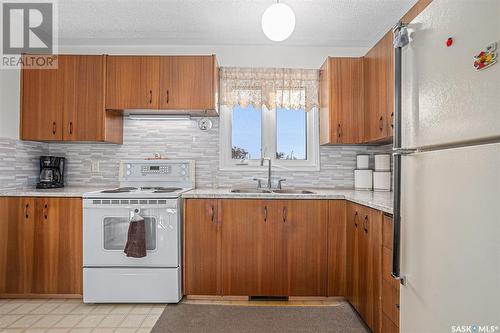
<box><xmin>83</xmin><ymin>198</ymin><xmax>180</xmax><ymax>267</ymax></box>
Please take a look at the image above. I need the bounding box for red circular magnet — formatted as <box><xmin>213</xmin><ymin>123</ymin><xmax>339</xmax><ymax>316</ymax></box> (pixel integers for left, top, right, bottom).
<box><xmin>446</xmin><ymin>37</ymin><xmax>453</xmax><ymax>47</ymax></box>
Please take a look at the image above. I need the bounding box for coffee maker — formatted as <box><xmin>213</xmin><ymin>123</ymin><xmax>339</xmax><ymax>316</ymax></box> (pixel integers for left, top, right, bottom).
<box><xmin>36</xmin><ymin>156</ymin><xmax>65</xmax><ymax>189</ymax></box>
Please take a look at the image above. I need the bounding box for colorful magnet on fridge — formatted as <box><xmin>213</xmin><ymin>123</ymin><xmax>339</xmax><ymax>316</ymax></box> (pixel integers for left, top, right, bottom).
<box><xmin>473</xmin><ymin>42</ymin><xmax>497</xmax><ymax>71</ymax></box>
<box><xmin>446</xmin><ymin>37</ymin><xmax>453</xmax><ymax>47</ymax></box>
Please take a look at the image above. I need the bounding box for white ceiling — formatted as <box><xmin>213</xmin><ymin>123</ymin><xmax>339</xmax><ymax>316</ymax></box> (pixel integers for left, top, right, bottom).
<box><xmin>58</xmin><ymin>0</ymin><xmax>418</xmax><ymax>47</ymax></box>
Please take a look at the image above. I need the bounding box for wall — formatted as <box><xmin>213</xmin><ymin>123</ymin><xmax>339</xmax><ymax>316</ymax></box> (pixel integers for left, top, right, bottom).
<box><xmin>47</xmin><ymin>118</ymin><xmax>391</xmax><ymax>189</ymax></box>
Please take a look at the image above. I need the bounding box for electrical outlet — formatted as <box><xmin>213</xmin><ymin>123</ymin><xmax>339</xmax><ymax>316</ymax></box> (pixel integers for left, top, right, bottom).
<box><xmin>91</xmin><ymin>160</ymin><xmax>100</xmax><ymax>174</ymax></box>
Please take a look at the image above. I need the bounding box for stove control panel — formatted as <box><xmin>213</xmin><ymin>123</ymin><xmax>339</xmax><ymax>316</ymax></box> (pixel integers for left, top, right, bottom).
<box><xmin>140</xmin><ymin>165</ymin><xmax>170</xmax><ymax>174</ymax></box>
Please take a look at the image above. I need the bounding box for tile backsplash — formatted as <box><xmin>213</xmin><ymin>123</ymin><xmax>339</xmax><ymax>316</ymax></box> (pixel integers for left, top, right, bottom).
<box><xmin>0</xmin><ymin>117</ymin><xmax>391</xmax><ymax>190</ymax></box>
<box><xmin>0</xmin><ymin>138</ymin><xmax>47</xmax><ymax>189</ymax></box>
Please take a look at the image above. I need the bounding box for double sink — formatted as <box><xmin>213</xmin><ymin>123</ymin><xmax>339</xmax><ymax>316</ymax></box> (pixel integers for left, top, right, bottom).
<box><xmin>230</xmin><ymin>188</ymin><xmax>315</xmax><ymax>194</ymax></box>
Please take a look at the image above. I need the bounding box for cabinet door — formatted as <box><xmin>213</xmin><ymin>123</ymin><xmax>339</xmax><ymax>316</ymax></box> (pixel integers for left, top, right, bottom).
<box><xmin>363</xmin><ymin>31</ymin><xmax>394</xmax><ymax>143</ymax></box>
<box><xmin>62</xmin><ymin>55</ymin><xmax>106</xmax><ymax>141</ymax></box>
<box><xmin>21</xmin><ymin>55</ymin><xmax>63</xmax><ymax>141</ymax></box>
<box><xmin>184</xmin><ymin>199</ymin><xmax>221</xmax><ymax>295</ymax></box>
<box><xmin>347</xmin><ymin>203</ymin><xmax>363</xmax><ymax>312</ymax></box>
<box><xmin>283</xmin><ymin>200</ymin><xmax>328</xmax><ymax>296</ymax></box>
<box><xmin>159</xmin><ymin>56</ymin><xmax>216</xmax><ymax>110</ymax></box>
<box><xmin>0</xmin><ymin>197</ymin><xmax>35</xmax><ymax>294</ymax></box>
<box><xmin>31</xmin><ymin>198</ymin><xmax>82</xmax><ymax>295</ymax></box>
<box><xmin>328</xmin><ymin>200</ymin><xmax>347</xmax><ymax>296</ymax></box>
<box><xmin>221</xmin><ymin>199</ymin><xmax>286</xmax><ymax>296</ymax></box>
<box><xmin>106</xmin><ymin>56</ymin><xmax>160</xmax><ymax>109</ymax></box>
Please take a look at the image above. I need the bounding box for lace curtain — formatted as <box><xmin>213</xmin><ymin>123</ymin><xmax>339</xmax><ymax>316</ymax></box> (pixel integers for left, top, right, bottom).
<box><xmin>220</xmin><ymin>67</ymin><xmax>319</xmax><ymax>112</ymax></box>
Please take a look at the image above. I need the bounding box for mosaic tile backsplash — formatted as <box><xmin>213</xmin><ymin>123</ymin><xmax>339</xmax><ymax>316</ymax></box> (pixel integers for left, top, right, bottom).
<box><xmin>0</xmin><ymin>118</ymin><xmax>392</xmax><ymax>190</ymax></box>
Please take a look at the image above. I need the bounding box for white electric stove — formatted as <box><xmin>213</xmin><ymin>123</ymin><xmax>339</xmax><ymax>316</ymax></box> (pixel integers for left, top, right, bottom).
<box><xmin>82</xmin><ymin>159</ymin><xmax>194</xmax><ymax>303</ymax></box>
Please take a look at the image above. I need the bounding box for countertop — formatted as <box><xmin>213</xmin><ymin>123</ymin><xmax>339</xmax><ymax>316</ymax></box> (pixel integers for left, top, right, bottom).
<box><xmin>183</xmin><ymin>188</ymin><xmax>393</xmax><ymax>214</ymax></box>
<box><xmin>0</xmin><ymin>186</ymin><xmax>394</xmax><ymax>214</ymax></box>
<box><xmin>0</xmin><ymin>186</ymin><xmax>108</xmax><ymax>198</ymax></box>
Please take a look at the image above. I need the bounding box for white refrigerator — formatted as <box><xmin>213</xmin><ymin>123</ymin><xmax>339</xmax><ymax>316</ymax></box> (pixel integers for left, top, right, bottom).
<box><xmin>393</xmin><ymin>0</ymin><xmax>500</xmax><ymax>332</ymax></box>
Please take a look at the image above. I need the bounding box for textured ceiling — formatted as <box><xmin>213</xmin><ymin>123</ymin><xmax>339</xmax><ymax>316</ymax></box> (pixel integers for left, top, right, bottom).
<box><xmin>58</xmin><ymin>0</ymin><xmax>418</xmax><ymax>47</ymax></box>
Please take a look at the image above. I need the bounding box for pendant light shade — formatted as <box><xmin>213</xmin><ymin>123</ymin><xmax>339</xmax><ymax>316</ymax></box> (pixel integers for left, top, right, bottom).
<box><xmin>261</xmin><ymin>2</ymin><xmax>295</xmax><ymax>42</ymax></box>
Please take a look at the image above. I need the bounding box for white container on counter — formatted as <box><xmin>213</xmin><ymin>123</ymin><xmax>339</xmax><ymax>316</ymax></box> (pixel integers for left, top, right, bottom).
<box><xmin>374</xmin><ymin>154</ymin><xmax>391</xmax><ymax>171</ymax></box>
<box><xmin>373</xmin><ymin>171</ymin><xmax>392</xmax><ymax>191</ymax></box>
<box><xmin>354</xmin><ymin>169</ymin><xmax>373</xmax><ymax>190</ymax></box>
<box><xmin>356</xmin><ymin>155</ymin><xmax>370</xmax><ymax>169</ymax></box>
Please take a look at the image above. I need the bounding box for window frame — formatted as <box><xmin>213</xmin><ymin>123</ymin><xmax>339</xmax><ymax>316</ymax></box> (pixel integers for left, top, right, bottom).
<box><xmin>219</xmin><ymin>104</ymin><xmax>320</xmax><ymax>171</ymax></box>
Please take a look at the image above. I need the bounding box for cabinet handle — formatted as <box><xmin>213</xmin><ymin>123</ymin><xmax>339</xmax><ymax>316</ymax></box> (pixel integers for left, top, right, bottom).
<box><xmin>354</xmin><ymin>211</ymin><xmax>358</xmax><ymax>228</ymax></box>
<box><xmin>337</xmin><ymin>123</ymin><xmax>342</xmax><ymax>138</ymax></box>
<box><xmin>210</xmin><ymin>205</ymin><xmax>215</xmax><ymax>223</ymax></box>
<box><xmin>52</xmin><ymin>122</ymin><xmax>56</xmax><ymax>135</ymax></box>
<box><xmin>379</xmin><ymin>116</ymin><xmax>384</xmax><ymax>132</ymax></box>
<box><xmin>282</xmin><ymin>206</ymin><xmax>287</xmax><ymax>223</ymax></box>
<box><xmin>396</xmin><ymin>303</ymin><xmax>400</xmax><ymax>309</ymax></box>
<box><xmin>166</xmin><ymin>90</ymin><xmax>169</xmax><ymax>104</ymax></box>
<box><xmin>391</xmin><ymin>112</ymin><xmax>394</xmax><ymax>129</ymax></box>
<box><xmin>44</xmin><ymin>204</ymin><xmax>48</xmax><ymax>220</ymax></box>
<box><xmin>69</xmin><ymin>122</ymin><xmax>73</xmax><ymax>135</ymax></box>
<box><xmin>25</xmin><ymin>203</ymin><xmax>29</xmax><ymax>219</ymax></box>
<box><xmin>149</xmin><ymin>90</ymin><xmax>153</xmax><ymax>104</ymax></box>
<box><xmin>363</xmin><ymin>215</ymin><xmax>368</xmax><ymax>233</ymax></box>
<box><xmin>264</xmin><ymin>206</ymin><xmax>268</xmax><ymax>222</ymax></box>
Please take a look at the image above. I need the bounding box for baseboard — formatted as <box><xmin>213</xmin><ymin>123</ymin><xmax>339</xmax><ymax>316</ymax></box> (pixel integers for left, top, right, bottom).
<box><xmin>0</xmin><ymin>293</ymin><xmax>83</xmax><ymax>299</ymax></box>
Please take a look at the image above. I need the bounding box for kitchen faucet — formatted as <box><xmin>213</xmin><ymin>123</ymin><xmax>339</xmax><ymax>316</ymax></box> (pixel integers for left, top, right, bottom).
<box><xmin>261</xmin><ymin>157</ymin><xmax>272</xmax><ymax>188</ymax></box>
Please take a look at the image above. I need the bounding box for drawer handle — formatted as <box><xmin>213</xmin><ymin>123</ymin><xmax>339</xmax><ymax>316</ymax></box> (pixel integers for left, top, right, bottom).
<box><xmin>210</xmin><ymin>206</ymin><xmax>215</xmax><ymax>223</ymax></box>
<box><xmin>25</xmin><ymin>203</ymin><xmax>29</xmax><ymax>219</ymax></box>
<box><xmin>282</xmin><ymin>206</ymin><xmax>287</xmax><ymax>223</ymax></box>
<box><xmin>264</xmin><ymin>206</ymin><xmax>268</xmax><ymax>222</ymax></box>
<box><xmin>44</xmin><ymin>204</ymin><xmax>48</xmax><ymax>220</ymax></box>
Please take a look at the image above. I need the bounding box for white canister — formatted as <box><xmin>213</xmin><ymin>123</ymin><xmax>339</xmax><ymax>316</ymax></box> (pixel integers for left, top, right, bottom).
<box><xmin>354</xmin><ymin>169</ymin><xmax>373</xmax><ymax>190</ymax></box>
<box><xmin>374</xmin><ymin>154</ymin><xmax>391</xmax><ymax>171</ymax></box>
<box><xmin>356</xmin><ymin>155</ymin><xmax>370</xmax><ymax>170</ymax></box>
<box><xmin>373</xmin><ymin>171</ymin><xmax>392</xmax><ymax>191</ymax></box>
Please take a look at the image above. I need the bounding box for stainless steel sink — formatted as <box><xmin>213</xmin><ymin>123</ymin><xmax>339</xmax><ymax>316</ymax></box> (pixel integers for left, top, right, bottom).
<box><xmin>230</xmin><ymin>188</ymin><xmax>272</xmax><ymax>194</ymax></box>
<box><xmin>272</xmin><ymin>189</ymin><xmax>316</xmax><ymax>194</ymax></box>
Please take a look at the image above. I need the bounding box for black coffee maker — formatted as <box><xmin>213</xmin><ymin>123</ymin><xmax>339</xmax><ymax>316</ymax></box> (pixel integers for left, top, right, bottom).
<box><xmin>36</xmin><ymin>156</ymin><xmax>65</xmax><ymax>189</ymax></box>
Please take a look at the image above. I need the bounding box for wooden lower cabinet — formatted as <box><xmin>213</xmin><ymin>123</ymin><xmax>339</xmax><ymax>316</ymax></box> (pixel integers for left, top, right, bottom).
<box><xmin>346</xmin><ymin>202</ymin><xmax>383</xmax><ymax>333</ymax></box>
<box><xmin>183</xmin><ymin>199</ymin><xmax>222</xmax><ymax>295</ymax></box>
<box><xmin>382</xmin><ymin>214</ymin><xmax>400</xmax><ymax>332</ymax></box>
<box><xmin>0</xmin><ymin>197</ymin><xmax>82</xmax><ymax>297</ymax></box>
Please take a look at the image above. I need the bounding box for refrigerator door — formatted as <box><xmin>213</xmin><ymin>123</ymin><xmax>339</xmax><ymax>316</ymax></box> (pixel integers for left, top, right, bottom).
<box><xmin>400</xmin><ymin>143</ymin><xmax>500</xmax><ymax>332</ymax></box>
<box><xmin>401</xmin><ymin>0</ymin><xmax>500</xmax><ymax>149</ymax></box>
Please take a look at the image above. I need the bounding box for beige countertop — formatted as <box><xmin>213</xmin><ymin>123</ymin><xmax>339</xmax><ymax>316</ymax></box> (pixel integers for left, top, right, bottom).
<box><xmin>0</xmin><ymin>186</ymin><xmax>108</xmax><ymax>198</ymax></box>
<box><xmin>0</xmin><ymin>186</ymin><xmax>394</xmax><ymax>214</ymax></box>
<box><xmin>183</xmin><ymin>188</ymin><xmax>393</xmax><ymax>214</ymax></box>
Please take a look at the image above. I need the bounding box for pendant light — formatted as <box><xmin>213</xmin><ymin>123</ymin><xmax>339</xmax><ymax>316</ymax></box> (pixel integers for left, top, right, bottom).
<box><xmin>261</xmin><ymin>0</ymin><xmax>296</xmax><ymax>42</ymax></box>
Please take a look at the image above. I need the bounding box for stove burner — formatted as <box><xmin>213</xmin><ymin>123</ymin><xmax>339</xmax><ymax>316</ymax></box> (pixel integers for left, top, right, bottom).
<box><xmin>101</xmin><ymin>187</ymin><xmax>137</xmax><ymax>193</ymax></box>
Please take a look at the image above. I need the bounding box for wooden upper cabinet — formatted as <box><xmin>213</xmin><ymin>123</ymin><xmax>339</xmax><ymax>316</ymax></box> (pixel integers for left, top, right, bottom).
<box><xmin>363</xmin><ymin>31</ymin><xmax>394</xmax><ymax>143</ymax></box>
<box><xmin>105</xmin><ymin>56</ymin><xmax>160</xmax><ymax>109</ymax></box>
<box><xmin>183</xmin><ymin>199</ymin><xmax>222</xmax><ymax>296</ymax></box>
<box><xmin>21</xmin><ymin>55</ymin><xmax>122</xmax><ymax>143</ymax></box>
<box><xmin>21</xmin><ymin>55</ymin><xmax>63</xmax><ymax>141</ymax></box>
<box><xmin>159</xmin><ymin>55</ymin><xmax>219</xmax><ymax>113</ymax></box>
<box><xmin>319</xmin><ymin>57</ymin><xmax>364</xmax><ymax>145</ymax></box>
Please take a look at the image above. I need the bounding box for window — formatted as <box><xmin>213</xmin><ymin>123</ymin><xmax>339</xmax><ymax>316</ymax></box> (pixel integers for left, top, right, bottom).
<box><xmin>219</xmin><ymin>67</ymin><xmax>320</xmax><ymax>171</ymax></box>
<box><xmin>220</xmin><ymin>104</ymin><xmax>319</xmax><ymax>171</ymax></box>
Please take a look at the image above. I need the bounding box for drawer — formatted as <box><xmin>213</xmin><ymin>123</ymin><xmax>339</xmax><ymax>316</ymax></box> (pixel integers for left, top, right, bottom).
<box><xmin>383</xmin><ymin>214</ymin><xmax>393</xmax><ymax>250</ymax></box>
